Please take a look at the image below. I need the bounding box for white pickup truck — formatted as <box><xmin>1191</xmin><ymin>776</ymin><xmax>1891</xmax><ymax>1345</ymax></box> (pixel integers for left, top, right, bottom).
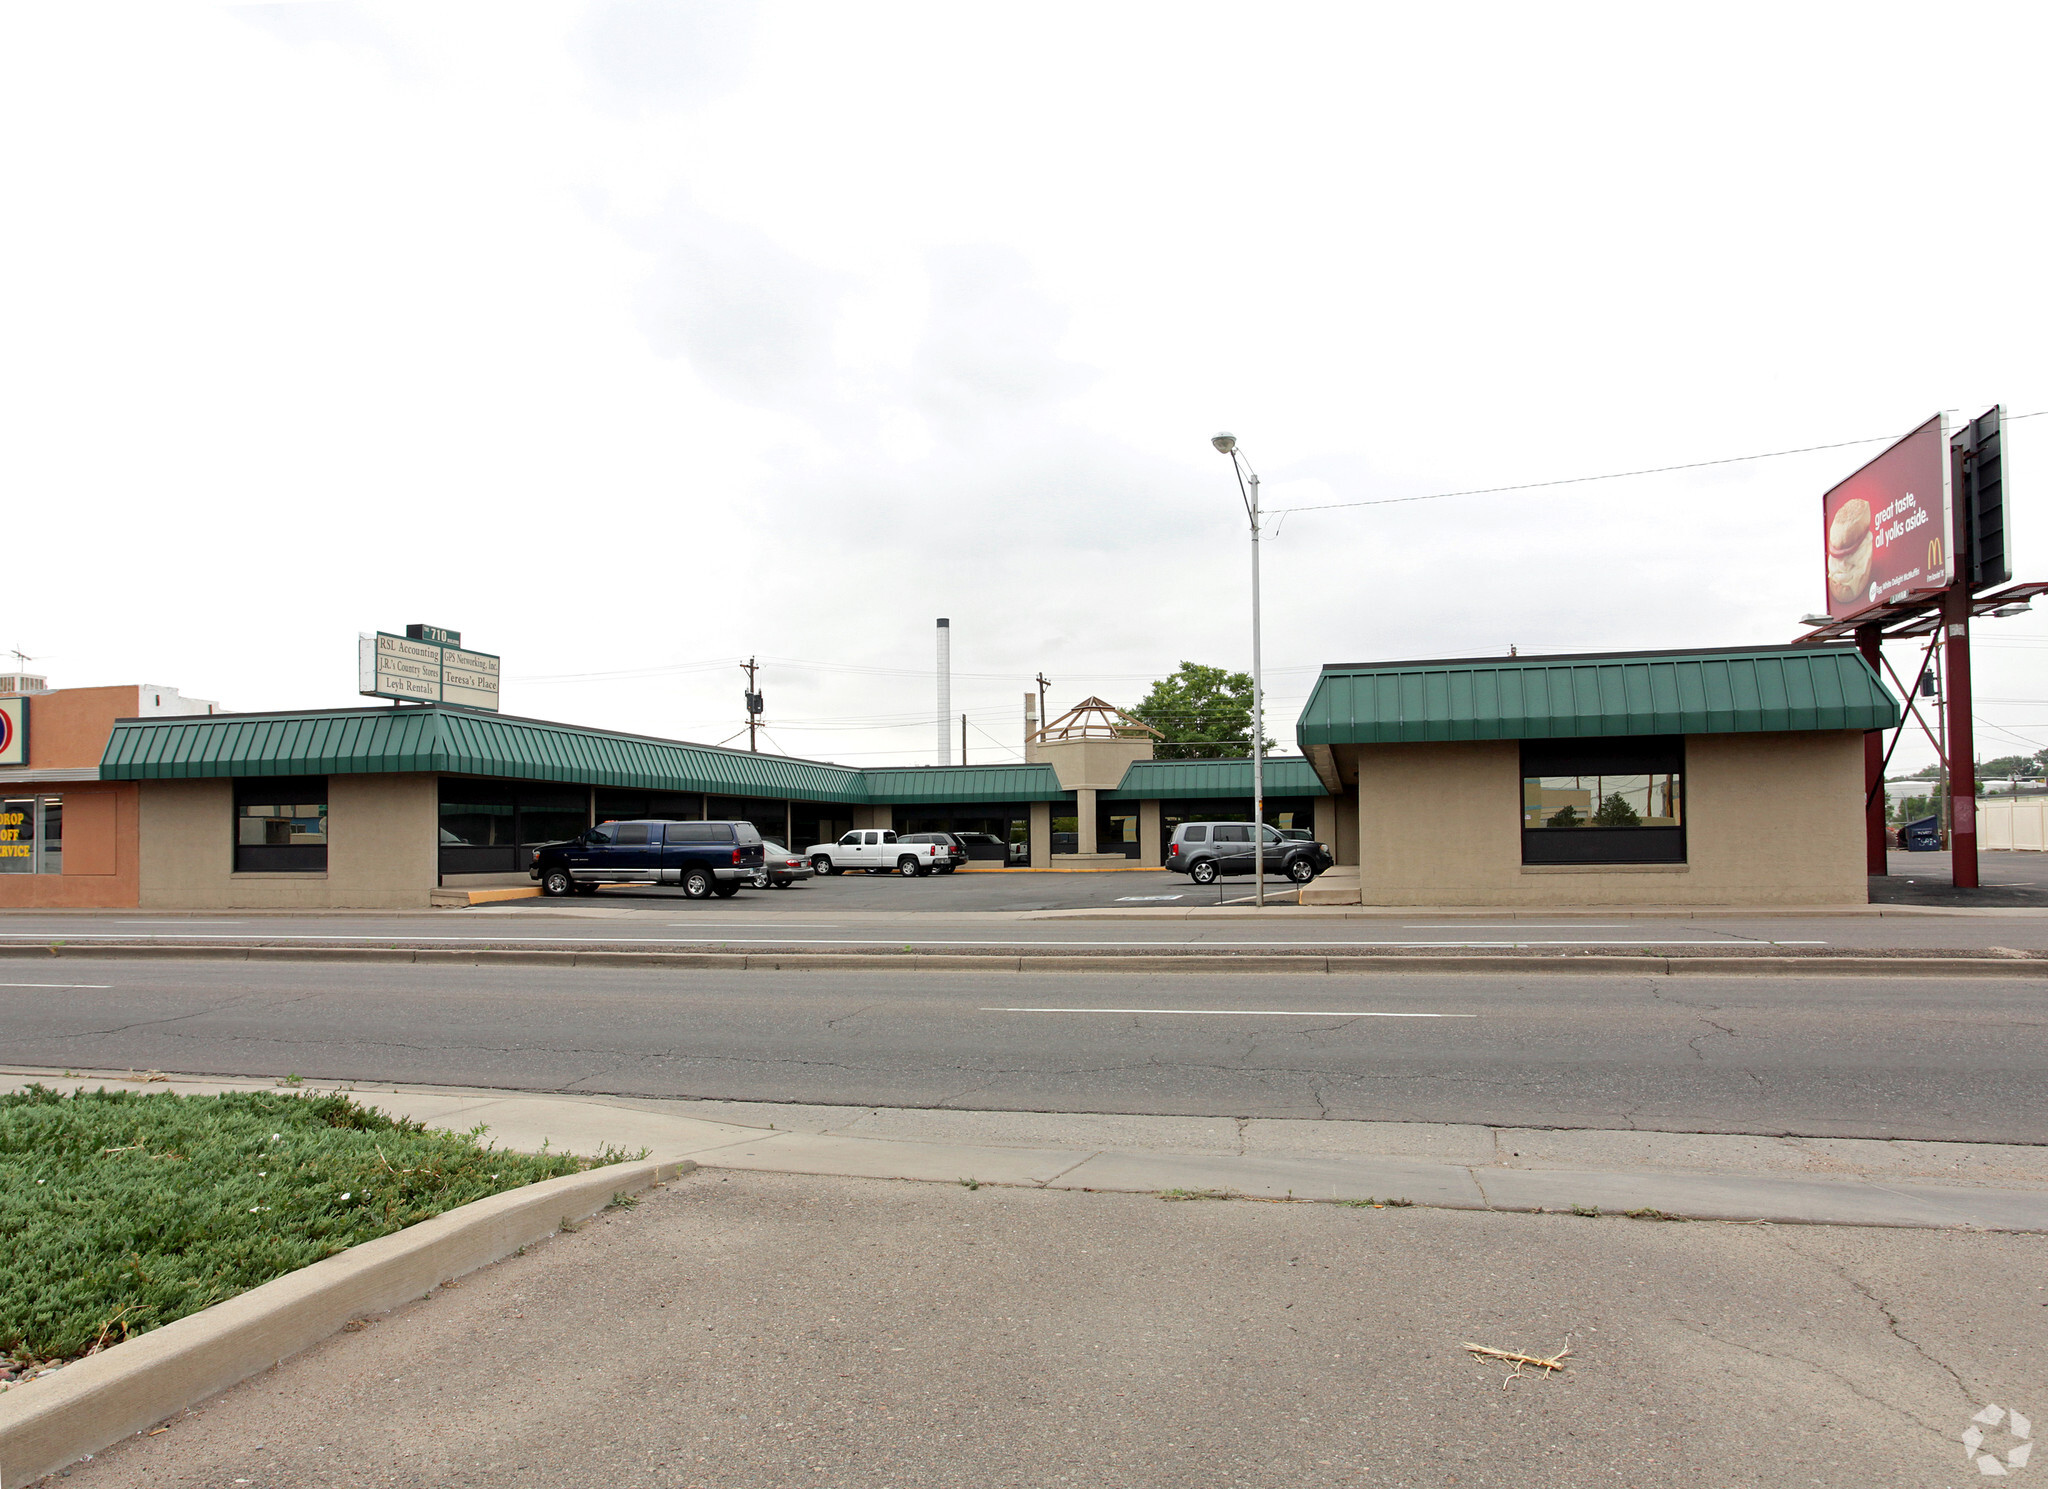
<box><xmin>807</xmin><ymin>829</ymin><xmax>951</xmax><ymax>877</ymax></box>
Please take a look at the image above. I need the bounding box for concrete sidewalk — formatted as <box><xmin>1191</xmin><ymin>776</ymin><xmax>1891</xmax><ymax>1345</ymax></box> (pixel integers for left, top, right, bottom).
<box><xmin>12</xmin><ymin>1067</ymin><xmax>2047</xmax><ymax>1231</ymax></box>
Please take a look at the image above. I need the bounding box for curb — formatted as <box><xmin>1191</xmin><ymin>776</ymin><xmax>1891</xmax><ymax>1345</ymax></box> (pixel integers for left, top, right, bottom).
<box><xmin>1</xmin><ymin>944</ymin><xmax>2044</xmax><ymax>977</ymax></box>
<box><xmin>0</xmin><ymin>1157</ymin><xmax>696</xmax><ymax>1487</ymax></box>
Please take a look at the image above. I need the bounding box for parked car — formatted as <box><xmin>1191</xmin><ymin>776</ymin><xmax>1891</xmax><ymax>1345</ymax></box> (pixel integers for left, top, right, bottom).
<box><xmin>751</xmin><ymin>841</ymin><xmax>816</xmax><ymax>889</ymax></box>
<box><xmin>1166</xmin><ymin>822</ymin><xmax>1333</xmax><ymax>885</ymax></box>
<box><xmin>950</xmin><ymin>831</ymin><xmax>1013</xmax><ymax>863</ymax></box>
<box><xmin>532</xmin><ymin>819</ymin><xmax>765</xmax><ymax>899</ymax></box>
<box><xmin>806</xmin><ymin>829</ymin><xmax>953</xmax><ymax>877</ymax></box>
<box><xmin>895</xmin><ymin>831</ymin><xmax>968</xmax><ymax>872</ymax></box>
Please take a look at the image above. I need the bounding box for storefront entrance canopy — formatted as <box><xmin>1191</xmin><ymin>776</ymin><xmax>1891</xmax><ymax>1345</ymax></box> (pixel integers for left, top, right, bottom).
<box><xmin>1297</xmin><ymin>644</ymin><xmax>1900</xmax><ymax>750</ymax></box>
<box><xmin>1099</xmin><ymin>756</ymin><xmax>1328</xmax><ymax>800</ymax></box>
<box><xmin>101</xmin><ymin>705</ymin><xmax>1072</xmax><ymax>806</ymax></box>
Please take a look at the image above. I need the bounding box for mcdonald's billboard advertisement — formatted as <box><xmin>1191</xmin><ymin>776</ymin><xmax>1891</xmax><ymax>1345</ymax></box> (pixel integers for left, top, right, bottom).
<box><xmin>1822</xmin><ymin>414</ymin><xmax>1952</xmax><ymax>621</ymax></box>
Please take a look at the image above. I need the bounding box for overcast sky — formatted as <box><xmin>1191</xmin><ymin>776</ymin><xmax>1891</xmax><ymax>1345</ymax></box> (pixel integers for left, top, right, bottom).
<box><xmin>4</xmin><ymin>1</ymin><xmax>2044</xmax><ymax>771</ymax></box>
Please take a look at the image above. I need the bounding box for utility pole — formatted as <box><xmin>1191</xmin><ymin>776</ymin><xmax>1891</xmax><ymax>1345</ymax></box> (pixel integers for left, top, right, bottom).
<box><xmin>961</xmin><ymin>713</ymin><xmax>968</xmax><ymax>765</ymax></box>
<box><xmin>1034</xmin><ymin>673</ymin><xmax>1050</xmax><ymax>744</ymax></box>
<box><xmin>742</xmin><ymin>657</ymin><xmax>763</xmax><ymax>753</ymax></box>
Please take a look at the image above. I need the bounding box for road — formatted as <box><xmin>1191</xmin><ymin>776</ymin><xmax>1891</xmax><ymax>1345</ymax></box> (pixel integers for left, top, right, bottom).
<box><xmin>4</xmin><ymin>959</ymin><xmax>2043</xmax><ymax>1142</ymax></box>
<box><xmin>67</xmin><ymin>1170</ymin><xmax>2040</xmax><ymax>1489</ymax></box>
<box><xmin>6</xmin><ymin>898</ymin><xmax>2048</xmax><ymax>955</ymax></box>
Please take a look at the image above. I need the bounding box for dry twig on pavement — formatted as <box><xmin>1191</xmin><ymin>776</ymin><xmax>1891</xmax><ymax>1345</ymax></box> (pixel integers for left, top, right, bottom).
<box><xmin>1463</xmin><ymin>1340</ymin><xmax>1571</xmax><ymax>1389</ymax></box>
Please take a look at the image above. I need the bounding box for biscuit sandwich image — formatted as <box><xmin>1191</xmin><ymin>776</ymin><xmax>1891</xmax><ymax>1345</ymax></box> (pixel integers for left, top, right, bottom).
<box><xmin>1827</xmin><ymin>497</ymin><xmax>1873</xmax><ymax>605</ymax></box>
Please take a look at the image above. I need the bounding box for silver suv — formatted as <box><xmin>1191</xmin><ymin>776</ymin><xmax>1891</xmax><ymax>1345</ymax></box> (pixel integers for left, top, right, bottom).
<box><xmin>1166</xmin><ymin>822</ymin><xmax>1333</xmax><ymax>885</ymax></box>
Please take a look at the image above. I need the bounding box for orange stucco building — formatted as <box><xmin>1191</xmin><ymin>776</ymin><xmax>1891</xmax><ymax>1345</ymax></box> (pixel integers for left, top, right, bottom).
<box><xmin>0</xmin><ymin>681</ymin><xmax>218</xmax><ymax>909</ymax></box>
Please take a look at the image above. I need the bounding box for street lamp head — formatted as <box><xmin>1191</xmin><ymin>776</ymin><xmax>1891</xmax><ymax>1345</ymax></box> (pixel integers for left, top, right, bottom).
<box><xmin>1210</xmin><ymin>432</ymin><xmax>1237</xmax><ymax>454</ymax></box>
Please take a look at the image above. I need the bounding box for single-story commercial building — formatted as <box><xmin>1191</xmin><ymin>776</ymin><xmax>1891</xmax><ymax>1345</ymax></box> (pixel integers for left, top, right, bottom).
<box><xmin>1295</xmin><ymin>643</ymin><xmax>1898</xmax><ymax>905</ymax></box>
<box><xmin>0</xmin><ymin>642</ymin><xmax>1895</xmax><ymax>909</ymax></box>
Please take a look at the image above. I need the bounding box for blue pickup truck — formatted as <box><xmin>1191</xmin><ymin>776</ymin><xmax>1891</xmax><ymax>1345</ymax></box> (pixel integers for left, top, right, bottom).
<box><xmin>531</xmin><ymin>819</ymin><xmax>765</xmax><ymax>900</ymax></box>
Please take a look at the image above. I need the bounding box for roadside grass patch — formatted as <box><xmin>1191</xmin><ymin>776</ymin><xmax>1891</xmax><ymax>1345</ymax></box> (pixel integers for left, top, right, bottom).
<box><xmin>0</xmin><ymin>1085</ymin><xmax>610</xmax><ymax>1362</ymax></box>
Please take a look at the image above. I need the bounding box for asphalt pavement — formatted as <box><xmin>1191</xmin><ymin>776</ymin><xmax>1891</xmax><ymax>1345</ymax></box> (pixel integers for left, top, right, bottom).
<box><xmin>5</xmin><ymin>959</ymin><xmax>2043</xmax><ymax>1141</ymax></box>
<box><xmin>64</xmin><ymin>1169</ymin><xmax>2048</xmax><ymax>1488</ymax></box>
<box><xmin>9</xmin><ymin>897</ymin><xmax>2048</xmax><ymax>955</ymax></box>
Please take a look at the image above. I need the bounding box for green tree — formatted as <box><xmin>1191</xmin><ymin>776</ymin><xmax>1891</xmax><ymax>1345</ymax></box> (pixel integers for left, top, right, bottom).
<box><xmin>1132</xmin><ymin>662</ymin><xmax>1275</xmax><ymax>760</ymax></box>
<box><xmin>1592</xmin><ymin>792</ymin><xmax>1642</xmax><ymax>827</ymax></box>
<box><xmin>1544</xmin><ymin>803</ymin><xmax>1584</xmax><ymax>829</ymax></box>
<box><xmin>1980</xmin><ymin>754</ymin><xmax>2041</xmax><ymax>780</ymax></box>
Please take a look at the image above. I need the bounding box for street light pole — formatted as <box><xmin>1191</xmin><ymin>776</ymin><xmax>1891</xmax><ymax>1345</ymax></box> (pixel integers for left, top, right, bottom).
<box><xmin>1212</xmin><ymin>433</ymin><xmax>1266</xmax><ymax>908</ymax></box>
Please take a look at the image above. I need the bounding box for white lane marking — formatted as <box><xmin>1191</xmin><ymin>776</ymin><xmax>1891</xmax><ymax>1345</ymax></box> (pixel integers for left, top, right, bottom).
<box><xmin>0</xmin><ymin>932</ymin><xmax>1828</xmax><ymax>948</ymax></box>
<box><xmin>985</xmin><ymin>1007</ymin><xmax>1476</xmax><ymax>1017</ymax></box>
<box><xmin>113</xmin><ymin>920</ymin><xmax>245</xmax><ymax>925</ymax></box>
<box><xmin>1117</xmin><ymin>895</ymin><xmax>1185</xmax><ymax>902</ymax></box>
<box><xmin>0</xmin><ymin>982</ymin><xmax>113</xmax><ymax>989</ymax></box>
<box><xmin>663</xmin><ymin>923</ymin><xmax>845</xmax><ymax>928</ymax></box>
<box><xmin>1404</xmin><ymin>924</ymin><xmax>1629</xmax><ymax>929</ymax></box>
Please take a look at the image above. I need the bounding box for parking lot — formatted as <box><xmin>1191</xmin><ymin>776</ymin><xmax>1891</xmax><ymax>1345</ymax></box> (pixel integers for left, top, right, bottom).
<box><xmin>588</xmin><ymin>866</ymin><xmax>1271</xmax><ymax>913</ymax></box>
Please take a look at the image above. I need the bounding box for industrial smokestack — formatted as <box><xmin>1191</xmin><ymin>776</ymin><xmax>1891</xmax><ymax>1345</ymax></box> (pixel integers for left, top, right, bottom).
<box><xmin>936</xmin><ymin>618</ymin><xmax>952</xmax><ymax>766</ymax></box>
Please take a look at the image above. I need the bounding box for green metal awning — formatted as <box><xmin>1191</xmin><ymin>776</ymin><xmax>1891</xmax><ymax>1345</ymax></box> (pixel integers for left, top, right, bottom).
<box><xmin>100</xmin><ymin>706</ymin><xmax>1072</xmax><ymax>806</ymax></box>
<box><xmin>1101</xmin><ymin>756</ymin><xmax>1329</xmax><ymax>800</ymax></box>
<box><xmin>1296</xmin><ymin>645</ymin><xmax>1900</xmax><ymax>749</ymax></box>
<box><xmin>102</xmin><ymin>706</ymin><xmax>871</xmax><ymax>802</ymax></box>
<box><xmin>856</xmin><ymin>765</ymin><xmax>1069</xmax><ymax>805</ymax></box>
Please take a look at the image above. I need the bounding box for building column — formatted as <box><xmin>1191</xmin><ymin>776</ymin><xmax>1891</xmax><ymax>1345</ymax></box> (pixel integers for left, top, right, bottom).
<box><xmin>1314</xmin><ymin>795</ymin><xmax>1341</xmax><ymax>852</ymax></box>
<box><xmin>1138</xmin><ymin>798</ymin><xmax>1162</xmax><ymax>864</ymax></box>
<box><xmin>1076</xmin><ymin>788</ymin><xmax>1097</xmax><ymax>854</ymax></box>
<box><xmin>1029</xmin><ymin>801</ymin><xmax>1051</xmax><ymax>868</ymax></box>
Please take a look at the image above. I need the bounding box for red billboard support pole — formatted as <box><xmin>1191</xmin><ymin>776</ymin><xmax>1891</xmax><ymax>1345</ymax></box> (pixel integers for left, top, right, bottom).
<box><xmin>1942</xmin><ymin>586</ymin><xmax>1978</xmax><ymax>888</ymax></box>
<box><xmin>1856</xmin><ymin>623</ymin><xmax>1888</xmax><ymax>875</ymax></box>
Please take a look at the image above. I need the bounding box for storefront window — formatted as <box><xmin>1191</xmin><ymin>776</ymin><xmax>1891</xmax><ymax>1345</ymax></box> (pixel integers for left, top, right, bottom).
<box><xmin>1</xmin><ymin>798</ymin><xmax>37</xmax><ymax>874</ymax></box>
<box><xmin>39</xmin><ymin>798</ymin><xmax>61</xmax><ymax>875</ymax></box>
<box><xmin>1095</xmin><ymin>805</ymin><xmax>1140</xmax><ymax>859</ymax></box>
<box><xmin>235</xmin><ymin>777</ymin><xmax>329</xmax><ymax>873</ymax></box>
<box><xmin>1050</xmin><ymin>814</ymin><xmax>1079</xmax><ymax>855</ymax></box>
<box><xmin>516</xmin><ymin>791</ymin><xmax>588</xmax><ymax>850</ymax></box>
<box><xmin>1520</xmin><ymin>739</ymin><xmax>1685</xmax><ymax>865</ymax></box>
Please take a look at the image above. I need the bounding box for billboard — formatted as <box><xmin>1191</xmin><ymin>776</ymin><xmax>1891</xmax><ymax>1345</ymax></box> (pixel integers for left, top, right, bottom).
<box><xmin>357</xmin><ymin>632</ymin><xmax>501</xmax><ymax>711</ymax></box>
<box><xmin>1953</xmin><ymin>405</ymin><xmax>2011</xmax><ymax>588</ymax></box>
<box><xmin>1823</xmin><ymin>415</ymin><xmax>1951</xmax><ymax>620</ymax></box>
<box><xmin>0</xmin><ymin>695</ymin><xmax>25</xmax><ymax>765</ymax></box>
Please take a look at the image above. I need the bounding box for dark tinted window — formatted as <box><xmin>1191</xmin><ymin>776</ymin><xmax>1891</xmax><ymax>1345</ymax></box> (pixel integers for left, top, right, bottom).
<box><xmin>666</xmin><ymin>823</ymin><xmax>730</xmax><ymax>843</ymax></box>
<box><xmin>234</xmin><ymin>776</ymin><xmax>329</xmax><ymax>873</ymax></box>
<box><xmin>611</xmin><ymin>823</ymin><xmax>651</xmax><ymax>845</ymax></box>
<box><xmin>587</xmin><ymin>825</ymin><xmax>614</xmax><ymax>845</ymax></box>
<box><xmin>733</xmin><ymin>823</ymin><xmax>761</xmax><ymax>843</ymax></box>
<box><xmin>1214</xmin><ymin>825</ymin><xmax>1251</xmax><ymax>843</ymax></box>
<box><xmin>1182</xmin><ymin>825</ymin><xmax>1207</xmax><ymax>843</ymax></box>
<box><xmin>881</xmin><ymin>831</ymin><xmax>897</xmax><ymax>843</ymax></box>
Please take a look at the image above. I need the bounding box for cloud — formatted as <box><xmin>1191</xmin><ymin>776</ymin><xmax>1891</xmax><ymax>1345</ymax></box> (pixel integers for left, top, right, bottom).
<box><xmin>576</xmin><ymin>0</ymin><xmax>758</xmax><ymax>112</ymax></box>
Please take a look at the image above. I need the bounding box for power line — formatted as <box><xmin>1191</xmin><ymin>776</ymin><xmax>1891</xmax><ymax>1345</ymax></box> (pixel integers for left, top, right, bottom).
<box><xmin>1271</xmin><ymin>410</ymin><xmax>2048</xmax><ymax>518</ymax></box>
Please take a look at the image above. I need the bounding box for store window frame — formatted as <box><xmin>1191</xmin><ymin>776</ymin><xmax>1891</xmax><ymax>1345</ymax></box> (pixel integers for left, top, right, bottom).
<box><xmin>234</xmin><ymin>776</ymin><xmax>330</xmax><ymax>874</ymax></box>
<box><xmin>0</xmin><ymin>794</ymin><xmax>60</xmax><ymax>876</ymax></box>
<box><xmin>1519</xmin><ymin>737</ymin><xmax>1685</xmax><ymax>866</ymax></box>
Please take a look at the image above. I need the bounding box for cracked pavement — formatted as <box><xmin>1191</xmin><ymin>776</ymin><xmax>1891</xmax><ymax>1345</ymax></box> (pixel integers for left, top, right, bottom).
<box><xmin>2</xmin><ymin>958</ymin><xmax>2044</xmax><ymax>1142</ymax></box>
<box><xmin>64</xmin><ymin>1170</ymin><xmax>2048</xmax><ymax>1489</ymax></box>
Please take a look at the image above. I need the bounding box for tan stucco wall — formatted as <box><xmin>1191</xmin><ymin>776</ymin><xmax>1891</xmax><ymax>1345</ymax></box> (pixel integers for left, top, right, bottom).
<box><xmin>1035</xmin><ymin>736</ymin><xmax>1154</xmax><ymax>791</ymax></box>
<box><xmin>140</xmin><ymin>773</ymin><xmax>439</xmax><ymax>909</ymax></box>
<box><xmin>1346</xmin><ymin>732</ymin><xmax>1866</xmax><ymax>906</ymax></box>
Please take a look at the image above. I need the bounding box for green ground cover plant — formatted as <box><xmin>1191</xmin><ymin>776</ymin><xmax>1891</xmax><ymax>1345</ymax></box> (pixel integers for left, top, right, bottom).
<box><xmin>0</xmin><ymin>1086</ymin><xmax>605</xmax><ymax>1361</ymax></box>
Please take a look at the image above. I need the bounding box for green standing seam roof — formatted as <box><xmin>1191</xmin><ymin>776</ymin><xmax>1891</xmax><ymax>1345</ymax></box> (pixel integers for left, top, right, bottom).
<box><xmin>855</xmin><ymin>765</ymin><xmax>1069</xmax><ymax>805</ymax></box>
<box><xmin>1295</xmin><ymin>647</ymin><xmax>1901</xmax><ymax>746</ymax></box>
<box><xmin>100</xmin><ymin>707</ymin><xmax>1073</xmax><ymax>805</ymax></box>
<box><xmin>1100</xmin><ymin>757</ymin><xmax>1328</xmax><ymax>800</ymax></box>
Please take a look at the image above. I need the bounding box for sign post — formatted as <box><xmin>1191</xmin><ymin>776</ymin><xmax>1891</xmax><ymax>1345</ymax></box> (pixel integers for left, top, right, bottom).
<box><xmin>1942</xmin><ymin>588</ymin><xmax>1977</xmax><ymax>887</ymax></box>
